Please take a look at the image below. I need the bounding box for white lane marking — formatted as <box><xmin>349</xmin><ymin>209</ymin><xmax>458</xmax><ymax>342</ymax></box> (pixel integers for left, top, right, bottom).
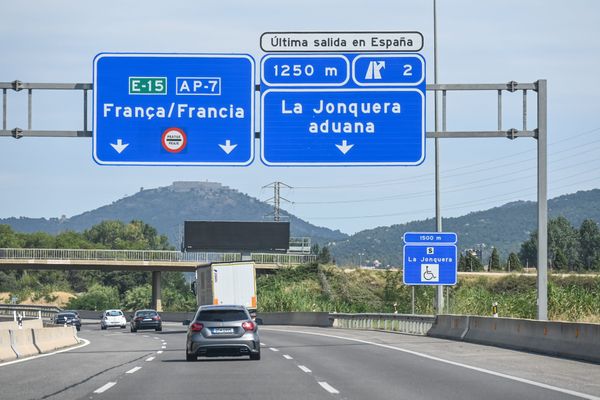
<box><xmin>157</xmin><ymin>350</ymin><xmax>163</xmax><ymax>354</ymax></box>
<box><xmin>0</xmin><ymin>338</ymin><xmax>91</xmax><ymax>368</ymax></box>
<box><xmin>269</xmin><ymin>347</ymin><xmax>279</xmax><ymax>352</ymax></box>
<box><xmin>283</xmin><ymin>354</ymin><xmax>293</xmax><ymax>360</ymax></box>
<box><xmin>161</xmin><ymin>345</ymin><xmax>166</xmax><ymax>349</ymax></box>
<box><xmin>126</xmin><ymin>366</ymin><xmax>142</xmax><ymax>374</ymax></box>
<box><xmin>298</xmin><ymin>365</ymin><xmax>312</xmax><ymax>373</ymax></box>
<box><xmin>143</xmin><ymin>335</ymin><xmax>149</xmax><ymax>338</ymax></box>
<box><xmin>319</xmin><ymin>382</ymin><xmax>340</xmax><ymax>394</ymax></box>
<box><xmin>93</xmin><ymin>382</ymin><xmax>117</xmax><ymax>394</ymax></box>
<box><xmin>260</xmin><ymin>342</ymin><xmax>266</xmax><ymax>346</ymax></box>
<box><xmin>146</xmin><ymin>357</ymin><xmax>155</xmax><ymax>362</ymax></box>
<box><xmin>153</xmin><ymin>337</ymin><xmax>159</xmax><ymax>340</ymax></box>
<box><xmin>264</xmin><ymin>328</ymin><xmax>600</xmax><ymax>400</ymax></box>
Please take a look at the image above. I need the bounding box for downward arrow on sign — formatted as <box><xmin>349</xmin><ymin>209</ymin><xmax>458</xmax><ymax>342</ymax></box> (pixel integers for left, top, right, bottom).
<box><xmin>219</xmin><ymin>140</ymin><xmax>237</xmax><ymax>154</ymax></box>
<box><xmin>335</xmin><ymin>140</ymin><xmax>354</xmax><ymax>154</ymax></box>
<box><xmin>110</xmin><ymin>139</ymin><xmax>129</xmax><ymax>154</ymax></box>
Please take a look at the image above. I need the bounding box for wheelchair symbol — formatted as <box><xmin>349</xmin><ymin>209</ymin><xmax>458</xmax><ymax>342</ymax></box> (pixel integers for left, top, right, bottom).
<box><xmin>421</xmin><ymin>264</ymin><xmax>439</xmax><ymax>282</ymax></box>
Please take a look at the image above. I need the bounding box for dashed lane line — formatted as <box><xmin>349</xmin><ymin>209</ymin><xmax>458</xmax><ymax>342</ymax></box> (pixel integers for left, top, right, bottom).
<box><xmin>146</xmin><ymin>357</ymin><xmax>155</xmax><ymax>362</ymax></box>
<box><xmin>126</xmin><ymin>366</ymin><xmax>142</xmax><ymax>374</ymax></box>
<box><xmin>93</xmin><ymin>382</ymin><xmax>117</xmax><ymax>394</ymax></box>
<box><xmin>298</xmin><ymin>365</ymin><xmax>312</xmax><ymax>374</ymax></box>
<box><xmin>318</xmin><ymin>382</ymin><xmax>340</xmax><ymax>394</ymax></box>
<box><xmin>283</xmin><ymin>354</ymin><xmax>293</xmax><ymax>360</ymax></box>
<box><xmin>269</xmin><ymin>347</ymin><xmax>279</xmax><ymax>352</ymax></box>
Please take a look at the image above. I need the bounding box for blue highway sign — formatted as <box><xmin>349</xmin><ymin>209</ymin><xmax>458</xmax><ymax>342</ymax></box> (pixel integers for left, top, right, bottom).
<box><xmin>403</xmin><ymin>244</ymin><xmax>457</xmax><ymax>285</ymax></box>
<box><xmin>403</xmin><ymin>232</ymin><xmax>457</xmax><ymax>244</ymax></box>
<box><xmin>260</xmin><ymin>53</ymin><xmax>425</xmax><ymax>166</ymax></box>
<box><xmin>93</xmin><ymin>53</ymin><xmax>255</xmax><ymax>165</ymax></box>
<box><xmin>403</xmin><ymin>231</ymin><xmax>458</xmax><ymax>285</ymax></box>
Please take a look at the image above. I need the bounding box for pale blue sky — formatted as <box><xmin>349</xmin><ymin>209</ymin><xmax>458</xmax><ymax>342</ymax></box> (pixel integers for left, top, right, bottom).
<box><xmin>0</xmin><ymin>1</ymin><xmax>599</xmax><ymax>234</ymax></box>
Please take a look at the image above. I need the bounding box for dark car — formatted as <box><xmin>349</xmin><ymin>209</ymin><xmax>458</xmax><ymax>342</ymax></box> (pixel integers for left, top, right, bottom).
<box><xmin>184</xmin><ymin>305</ymin><xmax>260</xmax><ymax>361</ymax></box>
<box><xmin>54</xmin><ymin>312</ymin><xmax>81</xmax><ymax>331</ymax></box>
<box><xmin>130</xmin><ymin>309</ymin><xmax>162</xmax><ymax>332</ymax></box>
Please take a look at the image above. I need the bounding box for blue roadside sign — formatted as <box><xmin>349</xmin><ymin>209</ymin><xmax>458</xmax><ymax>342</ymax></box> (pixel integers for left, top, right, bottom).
<box><xmin>403</xmin><ymin>232</ymin><xmax>458</xmax><ymax>285</ymax></box>
<box><xmin>93</xmin><ymin>53</ymin><xmax>255</xmax><ymax>166</ymax></box>
<box><xmin>260</xmin><ymin>53</ymin><xmax>425</xmax><ymax>166</ymax></box>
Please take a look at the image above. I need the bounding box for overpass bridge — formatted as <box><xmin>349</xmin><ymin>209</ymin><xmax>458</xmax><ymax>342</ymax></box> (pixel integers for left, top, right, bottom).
<box><xmin>0</xmin><ymin>248</ymin><xmax>316</xmax><ymax>310</ymax></box>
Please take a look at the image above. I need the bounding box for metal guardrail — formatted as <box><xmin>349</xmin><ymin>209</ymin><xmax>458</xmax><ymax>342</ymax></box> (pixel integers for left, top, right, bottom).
<box><xmin>0</xmin><ymin>304</ymin><xmax>61</xmax><ymax>319</ymax></box>
<box><xmin>330</xmin><ymin>313</ymin><xmax>435</xmax><ymax>335</ymax></box>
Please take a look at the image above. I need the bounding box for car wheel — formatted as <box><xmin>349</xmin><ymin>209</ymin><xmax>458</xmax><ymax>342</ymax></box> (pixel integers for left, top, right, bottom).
<box><xmin>155</xmin><ymin>327</ymin><xmax>162</xmax><ymax>332</ymax></box>
<box><xmin>101</xmin><ymin>325</ymin><xmax>106</xmax><ymax>330</ymax></box>
<box><xmin>131</xmin><ymin>327</ymin><xmax>137</xmax><ymax>333</ymax></box>
<box><xmin>76</xmin><ymin>326</ymin><xmax>81</xmax><ymax>332</ymax></box>
<box><xmin>121</xmin><ymin>325</ymin><xmax>126</xmax><ymax>329</ymax></box>
<box><xmin>250</xmin><ymin>351</ymin><xmax>261</xmax><ymax>361</ymax></box>
<box><xmin>186</xmin><ymin>352</ymin><xmax>197</xmax><ymax>362</ymax></box>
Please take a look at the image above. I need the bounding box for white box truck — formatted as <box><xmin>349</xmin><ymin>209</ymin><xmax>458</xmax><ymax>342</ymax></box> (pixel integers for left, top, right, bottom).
<box><xmin>192</xmin><ymin>261</ymin><xmax>257</xmax><ymax>311</ymax></box>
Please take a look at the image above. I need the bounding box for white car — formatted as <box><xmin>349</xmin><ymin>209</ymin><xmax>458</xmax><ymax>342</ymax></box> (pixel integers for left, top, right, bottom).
<box><xmin>101</xmin><ymin>309</ymin><xmax>127</xmax><ymax>330</ymax></box>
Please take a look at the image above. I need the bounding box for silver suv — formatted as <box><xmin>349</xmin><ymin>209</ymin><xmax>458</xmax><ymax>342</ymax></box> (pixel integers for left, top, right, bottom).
<box><xmin>184</xmin><ymin>305</ymin><xmax>260</xmax><ymax>361</ymax></box>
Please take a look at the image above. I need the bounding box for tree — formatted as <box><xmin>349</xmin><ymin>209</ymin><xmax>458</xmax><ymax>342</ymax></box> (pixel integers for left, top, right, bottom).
<box><xmin>520</xmin><ymin>217</ymin><xmax>581</xmax><ymax>271</ymax></box>
<box><xmin>464</xmin><ymin>251</ymin><xmax>484</xmax><ymax>272</ymax></box>
<box><xmin>548</xmin><ymin>216</ymin><xmax>579</xmax><ymax>271</ymax></box>
<box><xmin>553</xmin><ymin>248</ymin><xmax>568</xmax><ymax>271</ymax></box>
<box><xmin>67</xmin><ymin>284</ymin><xmax>120</xmax><ymax>311</ymax></box>
<box><xmin>0</xmin><ymin>225</ymin><xmax>23</xmax><ymax>247</ymax></box>
<box><xmin>579</xmin><ymin>219</ymin><xmax>600</xmax><ymax>271</ymax></box>
<box><xmin>489</xmin><ymin>247</ymin><xmax>500</xmax><ymax>271</ymax></box>
<box><xmin>124</xmin><ymin>285</ymin><xmax>152</xmax><ymax>310</ymax></box>
<box><xmin>458</xmin><ymin>253</ymin><xmax>467</xmax><ymax>272</ymax></box>
<box><xmin>318</xmin><ymin>246</ymin><xmax>331</xmax><ymax>264</ymax></box>
<box><xmin>506</xmin><ymin>252</ymin><xmax>523</xmax><ymax>272</ymax></box>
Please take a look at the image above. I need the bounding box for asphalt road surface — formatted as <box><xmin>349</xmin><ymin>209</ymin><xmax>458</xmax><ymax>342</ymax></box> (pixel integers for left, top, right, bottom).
<box><xmin>1</xmin><ymin>322</ymin><xmax>599</xmax><ymax>400</ymax></box>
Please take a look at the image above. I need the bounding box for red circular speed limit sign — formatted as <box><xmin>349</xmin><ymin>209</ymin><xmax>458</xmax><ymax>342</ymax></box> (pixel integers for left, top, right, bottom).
<box><xmin>161</xmin><ymin>128</ymin><xmax>187</xmax><ymax>153</ymax></box>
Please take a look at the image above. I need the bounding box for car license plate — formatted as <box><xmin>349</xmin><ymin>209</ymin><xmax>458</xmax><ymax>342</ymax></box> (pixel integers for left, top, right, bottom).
<box><xmin>212</xmin><ymin>328</ymin><xmax>234</xmax><ymax>334</ymax></box>
<box><xmin>143</xmin><ymin>318</ymin><xmax>152</xmax><ymax>321</ymax></box>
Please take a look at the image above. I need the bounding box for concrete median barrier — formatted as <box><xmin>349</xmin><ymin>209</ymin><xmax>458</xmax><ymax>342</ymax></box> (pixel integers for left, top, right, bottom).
<box><xmin>427</xmin><ymin>315</ymin><xmax>470</xmax><ymax>340</ymax></box>
<box><xmin>463</xmin><ymin>316</ymin><xmax>600</xmax><ymax>363</ymax></box>
<box><xmin>9</xmin><ymin>329</ymin><xmax>40</xmax><ymax>358</ymax></box>
<box><xmin>32</xmin><ymin>326</ymin><xmax>78</xmax><ymax>353</ymax></box>
<box><xmin>0</xmin><ymin>330</ymin><xmax>17</xmax><ymax>362</ymax></box>
<box><xmin>0</xmin><ymin>319</ymin><xmax>44</xmax><ymax>331</ymax></box>
<box><xmin>427</xmin><ymin>315</ymin><xmax>600</xmax><ymax>364</ymax></box>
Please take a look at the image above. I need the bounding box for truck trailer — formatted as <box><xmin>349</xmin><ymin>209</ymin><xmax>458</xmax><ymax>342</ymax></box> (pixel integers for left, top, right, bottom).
<box><xmin>192</xmin><ymin>261</ymin><xmax>257</xmax><ymax>311</ymax></box>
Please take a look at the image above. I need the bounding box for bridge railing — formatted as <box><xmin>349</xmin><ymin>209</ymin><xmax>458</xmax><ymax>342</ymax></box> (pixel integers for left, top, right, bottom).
<box><xmin>0</xmin><ymin>248</ymin><xmax>315</xmax><ymax>265</ymax></box>
<box><xmin>251</xmin><ymin>252</ymin><xmax>317</xmax><ymax>266</ymax></box>
<box><xmin>0</xmin><ymin>248</ymin><xmax>240</xmax><ymax>262</ymax></box>
<box><xmin>330</xmin><ymin>313</ymin><xmax>435</xmax><ymax>335</ymax></box>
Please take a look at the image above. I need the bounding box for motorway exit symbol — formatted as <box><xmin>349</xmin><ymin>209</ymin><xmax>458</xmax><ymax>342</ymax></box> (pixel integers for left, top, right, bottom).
<box><xmin>93</xmin><ymin>53</ymin><xmax>255</xmax><ymax>165</ymax></box>
<box><xmin>403</xmin><ymin>232</ymin><xmax>457</xmax><ymax>286</ymax></box>
<box><xmin>260</xmin><ymin>53</ymin><xmax>425</xmax><ymax>166</ymax></box>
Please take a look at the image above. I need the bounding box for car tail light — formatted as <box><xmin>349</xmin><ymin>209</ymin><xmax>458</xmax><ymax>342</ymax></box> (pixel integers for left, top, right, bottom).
<box><xmin>242</xmin><ymin>321</ymin><xmax>255</xmax><ymax>331</ymax></box>
<box><xmin>152</xmin><ymin>316</ymin><xmax>160</xmax><ymax>321</ymax></box>
<box><xmin>190</xmin><ymin>322</ymin><xmax>204</xmax><ymax>332</ymax></box>
<box><xmin>135</xmin><ymin>317</ymin><xmax>143</xmax><ymax>321</ymax></box>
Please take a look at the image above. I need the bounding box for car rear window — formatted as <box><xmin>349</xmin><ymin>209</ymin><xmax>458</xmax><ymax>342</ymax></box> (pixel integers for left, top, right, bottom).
<box><xmin>137</xmin><ymin>311</ymin><xmax>158</xmax><ymax>317</ymax></box>
<box><xmin>107</xmin><ymin>311</ymin><xmax>123</xmax><ymax>316</ymax></box>
<box><xmin>58</xmin><ymin>313</ymin><xmax>75</xmax><ymax>318</ymax></box>
<box><xmin>197</xmin><ymin>310</ymin><xmax>248</xmax><ymax>322</ymax></box>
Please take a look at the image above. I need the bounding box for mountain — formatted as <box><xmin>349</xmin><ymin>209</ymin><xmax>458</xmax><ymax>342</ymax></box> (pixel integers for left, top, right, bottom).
<box><xmin>327</xmin><ymin>189</ymin><xmax>600</xmax><ymax>266</ymax></box>
<box><xmin>0</xmin><ymin>181</ymin><xmax>347</xmax><ymax>248</ymax></box>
